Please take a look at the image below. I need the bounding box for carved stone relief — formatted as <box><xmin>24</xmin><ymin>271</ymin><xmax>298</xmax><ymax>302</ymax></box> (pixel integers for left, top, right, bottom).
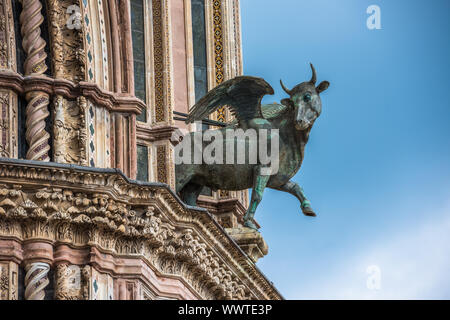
<box><xmin>0</xmin><ymin>90</ymin><xmax>17</xmax><ymax>158</ymax></box>
<box><xmin>0</xmin><ymin>0</ymin><xmax>17</xmax><ymax>71</ymax></box>
<box><xmin>53</xmin><ymin>95</ymin><xmax>88</xmax><ymax>165</ymax></box>
<box><xmin>0</xmin><ymin>261</ymin><xmax>18</xmax><ymax>300</ymax></box>
<box><xmin>47</xmin><ymin>0</ymin><xmax>85</xmax><ymax>82</ymax></box>
<box><xmin>55</xmin><ymin>264</ymin><xmax>90</xmax><ymax>300</ymax></box>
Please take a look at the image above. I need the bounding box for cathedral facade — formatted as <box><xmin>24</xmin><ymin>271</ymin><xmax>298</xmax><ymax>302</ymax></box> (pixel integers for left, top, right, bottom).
<box><xmin>0</xmin><ymin>0</ymin><xmax>280</xmax><ymax>300</ymax></box>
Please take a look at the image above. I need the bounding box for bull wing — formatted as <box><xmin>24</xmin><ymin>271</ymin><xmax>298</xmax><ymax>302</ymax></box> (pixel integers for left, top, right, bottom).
<box><xmin>185</xmin><ymin>76</ymin><xmax>274</xmax><ymax>124</ymax></box>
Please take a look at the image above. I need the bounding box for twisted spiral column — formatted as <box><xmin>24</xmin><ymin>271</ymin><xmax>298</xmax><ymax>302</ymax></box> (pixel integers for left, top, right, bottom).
<box><xmin>20</xmin><ymin>0</ymin><xmax>51</xmax><ymax>161</ymax></box>
<box><xmin>24</xmin><ymin>262</ymin><xmax>50</xmax><ymax>300</ymax></box>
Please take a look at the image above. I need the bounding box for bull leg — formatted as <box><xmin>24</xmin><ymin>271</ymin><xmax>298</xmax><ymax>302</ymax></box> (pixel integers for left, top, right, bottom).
<box><xmin>243</xmin><ymin>167</ymin><xmax>271</xmax><ymax>230</ymax></box>
<box><xmin>273</xmin><ymin>181</ymin><xmax>316</xmax><ymax>217</ymax></box>
<box><xmin>180</xmin><ymin>182</ymin><xmax>203</xmax><ymax>206</ymax></box>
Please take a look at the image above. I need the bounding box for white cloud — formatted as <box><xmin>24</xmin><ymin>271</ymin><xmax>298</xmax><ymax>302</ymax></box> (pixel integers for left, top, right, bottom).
<box><xmin>291</xmin><ymin>204</ymin><xmax>450</xmax><ymax>299</ymax></box>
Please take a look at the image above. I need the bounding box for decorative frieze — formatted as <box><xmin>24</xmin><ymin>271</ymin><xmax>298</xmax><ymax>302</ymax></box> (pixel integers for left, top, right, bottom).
<box><xmin>150</xmin><ymin>0</ymin><xmax>173</xmax><ymax>124</ymax></box>
<box><xmin>0</xmin><ymin>159</ymin><xmax>281</xmax><ymax>300</ymax></box>
<box><xmin>152</xmin><ymin>0</ymin><xmax>165</xmax><ymax>123</ymax></box>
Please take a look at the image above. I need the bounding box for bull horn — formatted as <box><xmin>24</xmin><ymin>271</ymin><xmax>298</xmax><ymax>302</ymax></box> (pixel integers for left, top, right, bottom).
<box><xmin>280</xmin><ymin>79</ymin><xmax>292</xmax><ymax>95</ymax></box>
<box><xmin>309</xmin><ymin>63</ymin><xmax>317</xmax><ymax>84</ymax></box>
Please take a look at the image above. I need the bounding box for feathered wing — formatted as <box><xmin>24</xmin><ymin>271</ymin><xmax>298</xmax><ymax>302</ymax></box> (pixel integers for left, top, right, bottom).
<box><xmin>185</xmin><ymin>76</ymin><xmax>274</xmax><ymax>124</ymax></box>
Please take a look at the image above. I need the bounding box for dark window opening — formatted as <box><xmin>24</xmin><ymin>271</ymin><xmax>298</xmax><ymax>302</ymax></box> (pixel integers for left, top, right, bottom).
<box><xmin>40</xmin><ymin>0</ymin><xmax>53</xmax><ymax>77</ymax></box>
<box><xmin>131</xmin><ymin>0</ymin><xmax>147</xmax><ymax>122</ymax></box>
<box><xmin>137</xmin><ymin>144</ymin><xmax>149</xmax><ymax>181</ymax></box>
<box><xmin>12</xmin><ymin>1</ymin><xmax>25</xmax><ymax>75</ymax></box>
<box><xmin>191</xmin><ymin>0</ymin><xmax>208</xmax><ymax>104</ymax></box>
<box><xmin>17</xmin><ymin>95</ymin><xmax>28</xmax><ymax>159</ymax></box>
<box><xmin>191</xmin><ymin>0</ymin><xmax>211</xmax><ymax>197</ymax></box>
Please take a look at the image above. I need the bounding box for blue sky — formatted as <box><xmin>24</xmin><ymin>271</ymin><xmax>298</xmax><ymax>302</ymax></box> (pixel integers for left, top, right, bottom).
<box><xmin>240</xmin><ymin>0</ymin><xmax>450</xmax><ymax>299</ymax></box>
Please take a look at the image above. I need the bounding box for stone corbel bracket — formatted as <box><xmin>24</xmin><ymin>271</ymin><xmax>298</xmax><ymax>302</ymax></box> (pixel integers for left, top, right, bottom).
<box><xmin>0</xmin><ymin>71</ymin><xmax>145</xmax><ymax>115</ymax></box>
<box><xmin>136</xmin><ymin>124</ymin><xmax>179</xmax><ymax>143</ymax></box>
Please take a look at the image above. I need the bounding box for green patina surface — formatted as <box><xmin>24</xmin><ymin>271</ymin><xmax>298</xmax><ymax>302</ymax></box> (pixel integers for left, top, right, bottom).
<box><xmin>176</xmin><ymin>64</ymin><xmax>330</xmax><ymax>230</ymax></box>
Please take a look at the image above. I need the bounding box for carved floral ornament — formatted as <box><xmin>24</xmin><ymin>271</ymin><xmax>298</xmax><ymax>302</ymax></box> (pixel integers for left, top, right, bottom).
<box><xmin>0</xmin><ymin>159</ymin><xmax>281</xmax><ymax>300</ymax></box>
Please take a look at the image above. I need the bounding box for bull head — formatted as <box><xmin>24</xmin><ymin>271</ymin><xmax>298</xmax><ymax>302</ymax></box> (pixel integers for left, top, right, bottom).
<box><xmin>280</xmin><ymin>63</ymin><xmax>330</xmax><ymax>130</ymax></box>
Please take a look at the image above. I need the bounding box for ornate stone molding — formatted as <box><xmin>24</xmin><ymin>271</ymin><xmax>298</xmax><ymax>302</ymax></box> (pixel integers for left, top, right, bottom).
<box><xmin>225</xmin><ymin>227</ymin><xmax>268</xmax><ymax>263</ymax></box>
<box><xmin>136</xmin><ymin>123</ymin><xmax>177</xmax><ymax>143</ymax></box>
<box><xmin>0</xmin><ymin>158</ymin><xmax>282</xmax><ymax>300</ymax></box>
<box><xmin>0</xmin><ymin>71</ymin><xmax>145</xmax><ymax>115</ymax></box>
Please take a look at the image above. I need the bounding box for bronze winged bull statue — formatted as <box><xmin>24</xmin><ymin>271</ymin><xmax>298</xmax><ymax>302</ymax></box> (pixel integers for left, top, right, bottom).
<box><xmin>176</xmin><ymin>64</ymin><xmax>329</xmax><ymax>230</ymax></box>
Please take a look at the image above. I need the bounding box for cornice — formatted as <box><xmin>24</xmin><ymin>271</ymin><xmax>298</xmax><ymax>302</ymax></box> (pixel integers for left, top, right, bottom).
<box><xmin>0</xmin><ymin>71</ymin><xmax>145</xmax><ymax>115</ymax></box>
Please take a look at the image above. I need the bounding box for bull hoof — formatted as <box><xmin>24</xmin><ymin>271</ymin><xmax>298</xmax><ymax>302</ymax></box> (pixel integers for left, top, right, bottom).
<box><xmin>301</xmin><ymin>204</ymin><xmax>316</xmax><ymax>217</ymax></box>
<box><xmin>243</xmin><ymin>220</ymin><xmax>259</xmax><ymax>230</ymax></box>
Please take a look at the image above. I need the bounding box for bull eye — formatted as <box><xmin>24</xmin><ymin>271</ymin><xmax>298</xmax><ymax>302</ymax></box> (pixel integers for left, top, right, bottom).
<box><xmin>303</xmin><ymin>93</ymin><xmax>312</xmax><ymax>102</ymax></box>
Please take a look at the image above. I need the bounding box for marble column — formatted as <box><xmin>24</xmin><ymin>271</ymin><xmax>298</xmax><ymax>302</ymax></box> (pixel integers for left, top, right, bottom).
<box><xmin>22</xmin><ymin>241</ymin><xmax>53</xmax><ymax>300</ymax></box>
<box><xmin>19</xmin><ymin>0</ymin><xmax>51</xmax><ymax>161</ymax></box>
<box><xmin>24</xmin><ymin>262</ymin><xmax>50</xmax><ymax>300</ymax></box>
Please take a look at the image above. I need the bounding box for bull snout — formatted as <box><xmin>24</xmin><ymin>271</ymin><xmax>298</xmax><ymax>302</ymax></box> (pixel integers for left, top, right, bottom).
<box><xmin>295</xmin><ymin>119</ymin><xmax>311</xmax><ymax>130</ymax></box>
<box><xmin>295</xmin><ymin>107</ymin><xmax>316</xmax><ymax>130</ymax></box>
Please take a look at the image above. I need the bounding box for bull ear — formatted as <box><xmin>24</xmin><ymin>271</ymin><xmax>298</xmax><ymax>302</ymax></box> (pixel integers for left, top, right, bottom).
<box><xmin>316</xmin><ymin>81</ymin><xmax>330</xmax><ymax>93</ymax></box>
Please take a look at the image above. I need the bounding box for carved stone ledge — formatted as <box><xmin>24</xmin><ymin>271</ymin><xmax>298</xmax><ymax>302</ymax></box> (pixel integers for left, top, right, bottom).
<box><xmin>136</xmin><ymin>124</ymin><xmax>178</xmax><ymax>143</ymax></box>
<box><xmin>197</xmin><ymin>197</ymin><xmax>261</xmax><ymax>231</ymax></box>
<box><xmin>0</xmin><ymin>71</ymin><xmax>145</xmax><ymax>115</ymax></box>
<box><xmin>225</xmin><ymin>227</ymin><xmax>268</xmax><ymax>263</ymax></box>
<box><xmin>0</xmin><ymin>158</ymin><xmax>282</xmax><ymax>300</ymax></box>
